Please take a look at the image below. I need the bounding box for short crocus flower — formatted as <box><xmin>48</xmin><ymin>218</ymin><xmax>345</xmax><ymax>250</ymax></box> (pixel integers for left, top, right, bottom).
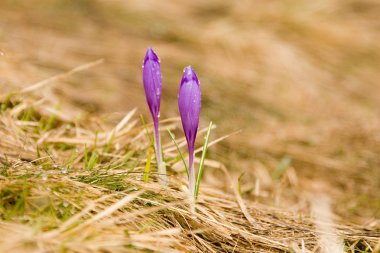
<box><xmin>178</xmin><ymin>66</ymin><xmax>201</xmax><ymax>197</ymax></box>
<box><xmin>142</xmin><ymin>47</ymin><xmax>166</xmax><ymax>184</ymax></box>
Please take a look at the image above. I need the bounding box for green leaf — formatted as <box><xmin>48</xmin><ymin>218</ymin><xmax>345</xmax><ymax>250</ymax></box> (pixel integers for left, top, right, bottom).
<box><xmin>194</xmin><ymin>121</ymin><xmax>213</xmax><ymax>200</ymax></box>
<box><xmin>87</xmin><ymin>151</ymin><xmax>99</xmax><ymax>170</ymax></box>
<box><xmin>140</xmin><ymin>114</ymin><xmax>154</xmax><ymax>146</ymax></box>
<box><xmin>143</xmin><ymin>148</ymin><xmax>153</xmax><ymax>182</ymax></box>
<box><xmin>167</xmin><ymin>129</ymin><xmax>188</xmax><ymax>178</ymax></box>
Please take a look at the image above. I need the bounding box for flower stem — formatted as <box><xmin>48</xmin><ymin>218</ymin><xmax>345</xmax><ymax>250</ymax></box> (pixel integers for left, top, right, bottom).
<box><xmin>188</xmin><ymin>148</ymin><xmax>195</xmax><ymax>198</ymax></box>
<box><xmin>153</xmin><ymin>120</ymin><xmax>167</xmax><ymax>185</ymax></box>
<box><xmin>188</xmin><ymin>149</ymin><xmax>196</xmax><ymax>212</ymax></box>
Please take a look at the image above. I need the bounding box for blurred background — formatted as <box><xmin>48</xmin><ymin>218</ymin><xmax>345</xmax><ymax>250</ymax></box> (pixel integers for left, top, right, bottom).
<box><xmin>0</xmin><ymin>0</ymin><xmax>379</xmax><ymax>226</ymax></box>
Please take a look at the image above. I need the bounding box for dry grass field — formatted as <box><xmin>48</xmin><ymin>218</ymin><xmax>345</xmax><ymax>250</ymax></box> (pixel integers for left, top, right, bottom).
<box><xmin>0</xmin><ymin>0</ymin><xmax>380</xmax><ymax>252</ymax></box>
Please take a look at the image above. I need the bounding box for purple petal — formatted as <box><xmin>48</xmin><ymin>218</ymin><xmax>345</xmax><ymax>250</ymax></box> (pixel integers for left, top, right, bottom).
<box><xmin>142</xmin><ymin>48</ymin><xmax>162</xmax><ymax>124</ymax></box>
<box><xmin>178</xmin><ymin>66</ymin><xmax>201</xmax><ymax>154</ymax></box>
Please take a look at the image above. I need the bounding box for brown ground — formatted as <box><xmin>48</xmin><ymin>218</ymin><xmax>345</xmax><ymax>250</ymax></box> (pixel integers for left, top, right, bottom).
<box><xmin>0</xmin><ymin>0</ymin><xmax>380</xmax><ymax>252</ymax></box>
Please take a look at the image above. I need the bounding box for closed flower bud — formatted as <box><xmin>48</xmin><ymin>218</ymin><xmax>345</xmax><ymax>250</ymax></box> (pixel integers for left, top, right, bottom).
<box><xmin>142</xmin><ymin>47</ymin><xmax>166</xmax><ymax>185</ymax></box>
<box><xmin>178</xmin><ymin>66</ymin><xmax>201</xmax><ymax>196</ymax></box>
<box><xmin>143</xmin><ymin>47</ymin><xmax>162</xmax><ymax>124</ymax></box>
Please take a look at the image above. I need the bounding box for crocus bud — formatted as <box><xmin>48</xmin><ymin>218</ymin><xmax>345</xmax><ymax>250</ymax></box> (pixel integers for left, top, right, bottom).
<box><xmin>142</xmin><ymin>47</ymin><xmax>166</xmax><ymax>184</ymax></box>
<box><xmin>143</xmin><ymin>48</ymin><xmax>162</xmax><ymax>125</ymax></box>
<box><xmin>178</xmin><ymin>66</ymin><xmax>201</xmax><ymax>196</ymax></box>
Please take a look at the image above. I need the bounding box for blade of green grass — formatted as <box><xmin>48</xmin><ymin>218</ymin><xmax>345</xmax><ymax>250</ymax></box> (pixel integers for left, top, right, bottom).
<box><xmin>93</xmin><ymin>131</ymin><xmax>99</xmax><ymax>148</ymax></box>
<box><xmin>143</xmin><ymin>148</ymin><xmax>153</xmax><ymax>182</ymax></box>
<box><xmin>272</xmin><ymin>156</ymin><xmax>292</xmax><ymax>181</ymax></box>
<box><xmin>237</xmin><ymin>172</ymin><xmax>245</xmax><ymax>196</ymax></box>
<box><xmin>103</xmin><ymin>130</ymin><xmax>115</xmax><ymax>154</ymax></box>
<box><xmin>87</xmin><ymin>151</ymin><xmax>99</xmax><ymax>170</ymax></box>
<box><xmin>43</xmin><ymin>104</ymin><xmax>60</xmax><ymax>131</ymax></box>
<box><xmin>167</xmin><ymin>129</ymin><xmax>188</xmax><ymax>178</ymax></box>
<box><xmin>83</xmin><ymin>144</ymin><xmax>88</xmax><ymax>169</ymax></box>
<box><xmin>140</xmin><ymin>114</ymin><xmax>154</xmax><ymax>146</ymax></box>
<box><xmin>194</xmin><ymin>121</ymin><xmax>213</xmax><ymax>201</ymax></box>
<box><xmin>140</xmin><ymin>115</ymin><xmax>160</xmax><ymax>184</ymax></box>
<box><xmin>122</xmin><ymin>150</ymin><xmax>135</xmax><ymax>164</ymax></box>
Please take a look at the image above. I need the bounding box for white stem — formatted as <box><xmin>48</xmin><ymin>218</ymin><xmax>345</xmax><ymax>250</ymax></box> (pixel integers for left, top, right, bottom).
<box><xmin>188</xmin><ymin>152</ymin><xmax>195</xmax><ymax>212</ymax></box>
<box><xmin>154</xmin><ymin>125</ymin><xmax>167</xmax><ymax>186</ymax></box>
<box><xmin>188</xmin><ymin>159</ymin><xmax>195</xmax><ymax>198</ymax></box>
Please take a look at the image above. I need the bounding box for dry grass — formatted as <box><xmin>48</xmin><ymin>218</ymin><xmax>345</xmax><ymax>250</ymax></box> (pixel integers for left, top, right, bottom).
<box><xmin>0</xmin><ymin>0</ymin><xmax>380</xmax><ymax>252</ymax></box>
<box><xmin>0</xmin><ymin>84</ymin><xmax>378</xmax><ymax>252</ymax></box>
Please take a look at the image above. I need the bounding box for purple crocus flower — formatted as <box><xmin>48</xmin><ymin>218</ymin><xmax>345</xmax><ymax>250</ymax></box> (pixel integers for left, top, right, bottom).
<box><xmin>178</xmin><ymin>66</ymin><xmax>201</xmax><ymax>196</ymax></box>
<box><xmin>142</xmin><ymin>47</ymin><xmax>166</xmax><ymax>184</ymax></box>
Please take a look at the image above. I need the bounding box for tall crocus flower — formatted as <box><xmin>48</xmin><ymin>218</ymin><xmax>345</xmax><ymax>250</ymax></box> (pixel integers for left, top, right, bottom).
<box><xmin>142</xmin><ymin>47</ymin><xmax>166</xmax><ymax>184</ymax></box>
<box><xmin>178</xmin><ymin>66</ymin><xmax>201</xmax><ymax>197</ymax></box>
